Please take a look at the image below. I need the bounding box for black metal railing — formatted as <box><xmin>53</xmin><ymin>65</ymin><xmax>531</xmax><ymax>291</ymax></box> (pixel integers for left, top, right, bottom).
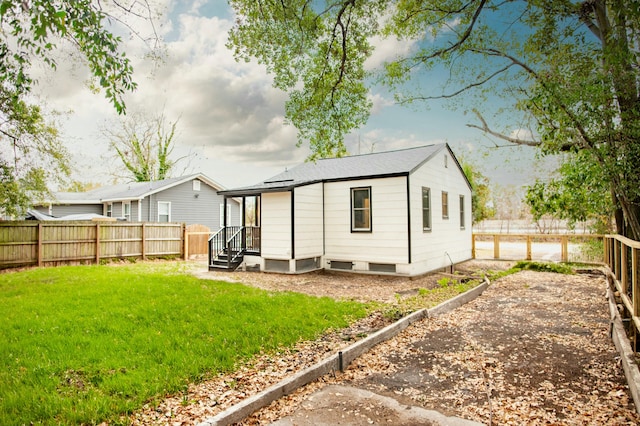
<box><xmin>208</xmin><ymin>226</ymin><xmax>261</xmax><ymax>269</ymax></box>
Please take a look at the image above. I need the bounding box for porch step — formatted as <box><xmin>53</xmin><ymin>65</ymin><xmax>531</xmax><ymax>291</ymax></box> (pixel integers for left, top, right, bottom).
<box><xmin>209</xmin><ymin>253</ymin><xmax>243</xmax><ymax>271</ymax></box>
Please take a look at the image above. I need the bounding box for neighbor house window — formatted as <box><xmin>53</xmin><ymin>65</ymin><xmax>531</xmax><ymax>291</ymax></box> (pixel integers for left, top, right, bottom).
<box><xmin>219</xmin><ymin>204</ymin><xmax>232</xmax><ymax>227</ymax></box>
<box><xmin>123</xmin><ymin>202</ymin><xmax>131</xmax><ymax>221</ymax></box>
<box><xmin>422</xmin><ymin>187</ymin><xmax>431</xmax><ymax>231</ymax></box>
<box><xmin>351</xmin><ymin>187</ymin><xmax>371</xmax><ymax>232</ymax></box>
<box><xmin>442</xmin><ymin>191</ymin><xmax>449</xmax><ymax>219</ymax></box>
<box><xmin>459</xmin><ymin>195</ymin><xmax>465</xmax><ymax>229</ymax></box>
<box><xmin>158</xmin><ymin>202</ymin><xmax>171</xmax><ymax>222</ymax></box>
<box><xmin>106</xmin><ymin>203</ymin><xmax>112</xmax><ymax>217</ymax></box>
<box><xmin>193</xmin><ymin>180</ymin><xmax>201</xmax><ymax>191</ymax></box>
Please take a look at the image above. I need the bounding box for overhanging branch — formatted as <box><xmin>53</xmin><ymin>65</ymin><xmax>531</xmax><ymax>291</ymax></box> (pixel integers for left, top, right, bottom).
<box><xmin>466</xmin><ymin>109</ymin><xmax>540</xmax><ymax>147</ymax></box>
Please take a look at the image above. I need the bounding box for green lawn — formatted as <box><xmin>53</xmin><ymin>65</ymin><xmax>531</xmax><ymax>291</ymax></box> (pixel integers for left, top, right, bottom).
<box><xmin>0</xmin><ymin>262</ymin><xmax>369</xmax><ymax>425</ymax></box>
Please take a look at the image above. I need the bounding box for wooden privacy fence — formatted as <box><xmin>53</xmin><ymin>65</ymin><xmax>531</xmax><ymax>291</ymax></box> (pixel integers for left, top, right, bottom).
<box><xmin>0</xmin><ymin>221</ymin><xmax>185</xmax><ymax>268</ymax></box>
<box><xmin>604</xmin><ymin>234</ymin><xmax>640</xmax><ymax>351</ymax></box>
<box><xmin>472</xmin><ymin>233</ymin><xmax>604</xmax><ymax>263</ymax></box>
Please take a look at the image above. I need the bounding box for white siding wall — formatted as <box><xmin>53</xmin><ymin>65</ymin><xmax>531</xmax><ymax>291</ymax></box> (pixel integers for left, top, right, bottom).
<box><xmin>406</xmin><ymin>149</ymin><xmax>472</xmax><ymax>275</ymax></box>
<box><xmin>294</xmin><ymin>183</ymin><xmax>324</xmax><ymax>258</ymax></box>
<box><xmin>261</xmin><ymin>192</ymin><xmax>292</xmax><ymax>259</ymax></box>
<box><xmin>324</xmin><ymin>177</ymin><xmax>409</xmax><ymax>269</ymax></box>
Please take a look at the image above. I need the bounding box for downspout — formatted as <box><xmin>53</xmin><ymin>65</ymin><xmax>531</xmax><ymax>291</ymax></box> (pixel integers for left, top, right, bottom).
<box><xmin>290</xmin><ymin>189</ymin><xmax>295</xmax><ymax>260</ymax></box>
<box><xmin>406</xmin><ymin>175</ymin><xmax>412</xmax><ymax>264</ymax></box>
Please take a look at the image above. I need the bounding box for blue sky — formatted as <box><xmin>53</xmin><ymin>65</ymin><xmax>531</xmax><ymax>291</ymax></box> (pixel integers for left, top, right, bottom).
<box><xmin>34</xmin><ymin>0</ymin><xmax>549</xmax><ymax>190</ymax></box>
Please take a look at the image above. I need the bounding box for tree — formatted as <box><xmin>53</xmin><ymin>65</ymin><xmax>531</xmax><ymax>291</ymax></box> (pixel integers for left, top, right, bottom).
<box><xmin>0</xmin><ymin>1</ymin><xmax>152</xmax><ymax>216</ymax></box>
<box><xmin>227</xmin><ymin>1</ymin><xmax>640</xmax><ymax>239</ymax></box>
<box><xmin>461</xmin><ymin>160</ymin><xmax>495</xmax><ymax>224</ymax></box>
<box><xmin>525</xmin><ymin>151</ymin><xmax>614</xmax><ymax>234</ymax></box>
<box><xmin>104</xmin><ymin>112</ymin><xmax>185</xmax><ymax>182</ymax></box>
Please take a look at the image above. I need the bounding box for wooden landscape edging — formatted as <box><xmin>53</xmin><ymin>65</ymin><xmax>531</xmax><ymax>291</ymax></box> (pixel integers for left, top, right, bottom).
<box><xmin>198</xmin><ymin>279</ymin><xmax>490</xmax><ymax>426</ymax></box>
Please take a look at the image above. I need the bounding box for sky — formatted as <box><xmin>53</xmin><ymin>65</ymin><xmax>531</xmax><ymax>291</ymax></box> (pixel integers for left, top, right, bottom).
<box><xmin>32</xmin><ymin>0</ymin><xmax>552</xmax><ymax>191</ymax></box>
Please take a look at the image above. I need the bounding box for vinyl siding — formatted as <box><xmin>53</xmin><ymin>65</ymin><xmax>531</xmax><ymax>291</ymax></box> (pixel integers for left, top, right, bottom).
<box><xmin>293</xmin><ymin>183</ymin><xmax>324</xmax><ymax>258</ymax></box>
<box><xmin>324</xmin><ymin>177</ymin><xmax>408</xmax><ymax>265</ymax></box>
<box><xmin>261</xmin><ymin>192</ymin><xmax>292</xmax><ymax>259</ymax></box>
<box><xmin>406</xmin><ymin>149</ymin><xmax>472</xmax><ymax>275</ymax></box>
<box><xmin>137</xmin><ymin>178</ymin><xmax>240</xmax><ymax>229</ymax></box>
<box><xmin>34</xmin><ymin>204</ymin><xmax>103</xmax><ymax>216</ymax></box>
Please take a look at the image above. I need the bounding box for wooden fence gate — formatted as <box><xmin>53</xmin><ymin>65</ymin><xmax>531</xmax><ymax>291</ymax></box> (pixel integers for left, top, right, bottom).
<box><xmin>185</xmin><ymin>224</ymin><xmax>210</xmax><ymax>259</ymax></box>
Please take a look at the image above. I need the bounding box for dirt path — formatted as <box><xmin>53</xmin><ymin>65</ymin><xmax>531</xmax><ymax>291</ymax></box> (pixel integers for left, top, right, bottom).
<box><xmin>130</xmin><ymin>263</ymin><xmax>640</xmax><ymax>425</ymax></box>
<box><xmin>246</xmin><ymin>270</ymin><xmax>639</xmax><ymax>425</ymax></box>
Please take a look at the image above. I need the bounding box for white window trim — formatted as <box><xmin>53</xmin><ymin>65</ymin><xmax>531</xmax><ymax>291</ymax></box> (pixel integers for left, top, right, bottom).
<box><xmin>442</xmin><ymin>191</ymin><xmax>449</xmax><ymax>219</ymax></box>
<box><xmin>422</xmin><ymin>187</ymin><xmax>431</xmax><ymax>231</ymax></box>
<box><xmin>459</xmin><ymin>195</ymin><xmax>465</xmax><ymax>229</ymax></box>
<box><xmin>158</xmin><ymin>201</ymin><xmax>171</xmax><ymax>222</ymax></box>
<box><xmin>351</xmin><ymin>187</ymin><xmax>372</xmax><ymax>232</ymax></box>
<box><xmin>219</xmin><ymin>203</ymin><xmax>232</xmax><ymax>226</ymax></box>
<box><xmin>123</xmin><ymin>201</ymin><xmax>131</xmax><ymax>221</ymax></box>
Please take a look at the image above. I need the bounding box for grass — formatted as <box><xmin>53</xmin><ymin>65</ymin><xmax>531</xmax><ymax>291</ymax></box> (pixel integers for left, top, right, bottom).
<box><xmin>0</xmin><ymin>262</ymin><xmax>369</xmax><ymax>425</ymax></box>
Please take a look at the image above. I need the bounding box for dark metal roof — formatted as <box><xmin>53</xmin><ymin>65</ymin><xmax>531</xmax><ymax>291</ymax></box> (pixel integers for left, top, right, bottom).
<box><xmin>220</xmin><ymin>144</ymin><xmax>449</xmax><ymax>196</ymax></box>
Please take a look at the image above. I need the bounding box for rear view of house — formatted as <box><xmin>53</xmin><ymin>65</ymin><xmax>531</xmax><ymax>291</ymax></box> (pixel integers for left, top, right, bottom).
<box><xmin>212</xmin><ymin>144</ymin><xmax>472</xmax><ymax>276</ymax></box>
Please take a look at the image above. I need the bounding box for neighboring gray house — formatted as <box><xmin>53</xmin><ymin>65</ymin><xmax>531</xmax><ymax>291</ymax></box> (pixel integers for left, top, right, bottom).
<box><xmin>213</xmin><ymin>144</ymin><xmax>473</xmax><ymax>276</ymax></box>
<box><xmin>32</xmin><ymin>173</ymin><xmax>240</xmax><ymax>230</ymax></box>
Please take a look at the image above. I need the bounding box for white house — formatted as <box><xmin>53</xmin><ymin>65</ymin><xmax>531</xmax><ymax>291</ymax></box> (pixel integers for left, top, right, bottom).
<box><xmin>212</xmin><ymin>144</ymin><xmax>472</xmax><ymax>276</ymax></box>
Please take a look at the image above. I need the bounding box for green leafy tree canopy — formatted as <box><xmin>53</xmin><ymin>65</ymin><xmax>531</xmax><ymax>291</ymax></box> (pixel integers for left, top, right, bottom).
<box><xmin>228</xmin><ymin>0</ymin><xmax>640</xmax><ymax>238</ymax></box>
<box><xmin>0</xmin><ymin>1</ymin><xmax>152</xmax><ymax>217</ymax></box>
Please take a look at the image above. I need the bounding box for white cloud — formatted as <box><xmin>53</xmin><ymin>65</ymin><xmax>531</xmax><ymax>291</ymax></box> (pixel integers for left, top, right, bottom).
<box><xmin>368</xmin><ymin>93</ymin><xmax>395</xmax><ymax>115</ymax></box>
<box><xmin>364</xmin><ymin>34</ymin><xmax>419</xmax><ymax>71</ymax></box>
<box><xmin>509</xmin><ymin>128</ymin><xmax>535</xmax><ymax>141</ymax></box>
<box><xmin>32</xmin><ymin>7</ymin><xmax>306</xmax><ymax>187</ymax></box>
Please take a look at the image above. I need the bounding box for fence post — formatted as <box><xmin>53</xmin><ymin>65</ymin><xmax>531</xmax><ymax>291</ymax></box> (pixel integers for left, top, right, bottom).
<box><xmin>561</xmin><ymin>236</ymin><xmax>568</xmax><ymax>262</ymax></box>
<box><xmin>631</xmin><ymin>247</ymin><xmax>640</xmax><ymax>351</ymax></box>
<box><xmin>95</xmin><ymin>223</ymin><xmax>101</xmax><ymax>264</ymax></box>
<box><xmin>184</xmin><ymin>229</ymin><xmax>190</xmax><ymax>260</ymax></box>
<box><xmin>493</xmin><ymin>234</ymin><xmax>500</xmax><ymax>259</ymax></box>
<box><xmin>471</xmin><ymin>234</ymin><xmax>476</xmax><ymax>259</ymax></box>
<box><xmin>526</xmin><ymin>235</ymin><xmax>532</xmax><ymax>260</ymax></box>
<box><xmin>37</xmin><ymin>223</ymin><xmax>43</xmax><ymax>267</ymax></box>
<box><xmin>142</xmin><ymin>223</ymin><xmax>147</xmax><ymax>260</ymax></box>
<box><xmin>622</xmin><ymin>242</ymin><xmax>629</xmax><ymax>295</ymax></box>
<box><xmin>182</xmin><ymin>223</ymin><xmax>186</xmax><ymax>260</ymax></box>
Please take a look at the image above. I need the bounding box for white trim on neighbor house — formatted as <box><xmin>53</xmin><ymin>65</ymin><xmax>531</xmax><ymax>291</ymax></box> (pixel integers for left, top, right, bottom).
<box><xmin>123</xmin><ymin>201</ymin><xmax>131</xmax><ymax>221</ymax></box>
<box><xmin>158</xmin><ymin>201</ymin><xmax>171</xmax><ymax>222</ymax></box>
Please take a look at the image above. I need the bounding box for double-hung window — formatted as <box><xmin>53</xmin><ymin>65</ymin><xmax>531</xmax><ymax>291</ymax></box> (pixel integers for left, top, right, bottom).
<box><xmin>442</xmin><ymin>191</ymin><xmax>449</xmax><ymax>219</ymax></box>
<box><xmin>123</xmin><ymin>202</ymin><xmax>131</xmax><ymax>221</ymax></box>
<box><xmin>351</xmin><ymin>187</ymin><xmax>371</xmax><ymax>232</ymax></box>
<box><xmin>158</xmin><ymin>201</ymin><xmax>171</xmax><ymax>222</ymax></box>
<box><xmin>422</xmin><ymin>187</ymin><xmax>431</xmax><ymax>231</ymax></box>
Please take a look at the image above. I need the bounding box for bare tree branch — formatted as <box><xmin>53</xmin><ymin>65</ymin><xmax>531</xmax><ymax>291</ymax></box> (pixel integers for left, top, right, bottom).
<box><xmin>466</xmin><ymin>109</ymin><xmax>540</xmax><ymax>147</ymax></box>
